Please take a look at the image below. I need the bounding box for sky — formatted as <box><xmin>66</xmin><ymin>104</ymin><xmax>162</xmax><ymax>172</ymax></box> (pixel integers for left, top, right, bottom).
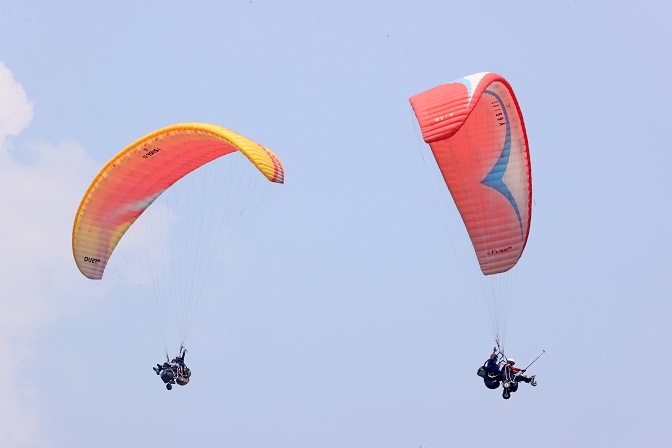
<box><xmin>1</xmin><ymin>1</ymin><xmax>671</xmax><ymax>447</ymax></box>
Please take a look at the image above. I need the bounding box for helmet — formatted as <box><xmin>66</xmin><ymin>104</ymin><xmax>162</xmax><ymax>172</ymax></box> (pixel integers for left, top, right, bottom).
<box><xmin>507</xmin><ymin>358</ymin><xmax>515</xmax><ymax>365</ymax></box>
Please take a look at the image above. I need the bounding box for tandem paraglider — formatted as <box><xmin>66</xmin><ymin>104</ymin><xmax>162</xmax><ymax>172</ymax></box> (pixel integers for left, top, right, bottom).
<box><xmin>154</xmin><ymin>346</ymin><xmax>191</xmax><ymax>391</ymax></box>
<box><xmin>71</xmin><ymin>123</ymin><xmax>285</xmax><ymax>390</ymax></box>
<box><xmin>477</xmin><ymin>346</ymin><xmax>543</xmax><ymax>399</ymax></box>
<box><xmin>410</xmin><ymin>73</ymin><xmax>541</xmax><ymax>394</ymax></box>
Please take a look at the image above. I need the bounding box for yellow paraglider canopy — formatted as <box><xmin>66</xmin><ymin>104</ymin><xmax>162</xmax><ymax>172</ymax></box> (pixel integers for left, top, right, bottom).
<box><xmin>72</xmin><ymin>123</ymin><xmax>284</xmax><ymax>280</ymax></box>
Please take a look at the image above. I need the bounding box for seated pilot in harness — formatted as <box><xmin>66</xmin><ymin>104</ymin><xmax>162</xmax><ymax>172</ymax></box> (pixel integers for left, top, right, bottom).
<box><xmin>477</xmin><ymin>346</ymin><xmax>503</xmax><ymax>389</ymax></box>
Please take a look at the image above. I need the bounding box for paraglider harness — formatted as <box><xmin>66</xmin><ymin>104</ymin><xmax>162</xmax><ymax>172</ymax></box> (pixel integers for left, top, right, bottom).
<box><xmin>477</xmin><ymin>363</ymin><xmax>501</xmax><ymax>389</ymax></box>
<box><xmin>500</xmin><ymin>362</ymin><xmax>520</xmax><ymax>398</ymax></box>
<box><xmin>477</xmin><ymin>350</ymin><xmax>504</xmax><ymax>390</ymax></box>
<box><xmin>498</xmin><ymin>350</ymin><xmax>544</xmax><ymax>399</ymax></box>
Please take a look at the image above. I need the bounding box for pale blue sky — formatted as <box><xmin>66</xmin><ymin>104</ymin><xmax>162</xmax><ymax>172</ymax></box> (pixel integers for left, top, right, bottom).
<box><xmin>1</xmin><ymin>1</ymin><xmax>671</xmax><ymax>447</ymax></box>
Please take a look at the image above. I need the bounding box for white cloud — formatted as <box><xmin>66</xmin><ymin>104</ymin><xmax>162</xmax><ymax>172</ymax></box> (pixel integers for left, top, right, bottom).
<box><xmin>0</xmin><ymin>62</ymin><xmax>33</xmax><ymax>138</ymax></box>
<box><xmin>0</xmin><ymin>62</ymin><xmax>99</xmax><ymax>448</ymax></box>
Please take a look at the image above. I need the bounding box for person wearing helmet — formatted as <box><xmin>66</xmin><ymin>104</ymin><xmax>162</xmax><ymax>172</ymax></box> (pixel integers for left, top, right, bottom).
<box><xmin>502</xmin><ymin>358</ymin><xmax>537</xmax><ymax>386</ymax></box>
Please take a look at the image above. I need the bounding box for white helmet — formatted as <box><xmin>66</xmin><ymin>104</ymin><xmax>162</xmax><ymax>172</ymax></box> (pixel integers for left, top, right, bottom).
<box><xmin>507</xmin><ymin>358</ymin><xmax>515</xmax><ymax>365</ymax></box>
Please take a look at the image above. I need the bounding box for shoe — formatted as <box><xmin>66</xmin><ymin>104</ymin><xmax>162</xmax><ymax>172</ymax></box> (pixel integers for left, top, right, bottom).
<box><xmin>530</xmin><ymin>375</ymin><xmax>537</xmax><ymax>386</ymax></box>
<box><xmin>153</xmin><ymin>366</ymin><xmax>160</xmax><ymax>375</ymax></box>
